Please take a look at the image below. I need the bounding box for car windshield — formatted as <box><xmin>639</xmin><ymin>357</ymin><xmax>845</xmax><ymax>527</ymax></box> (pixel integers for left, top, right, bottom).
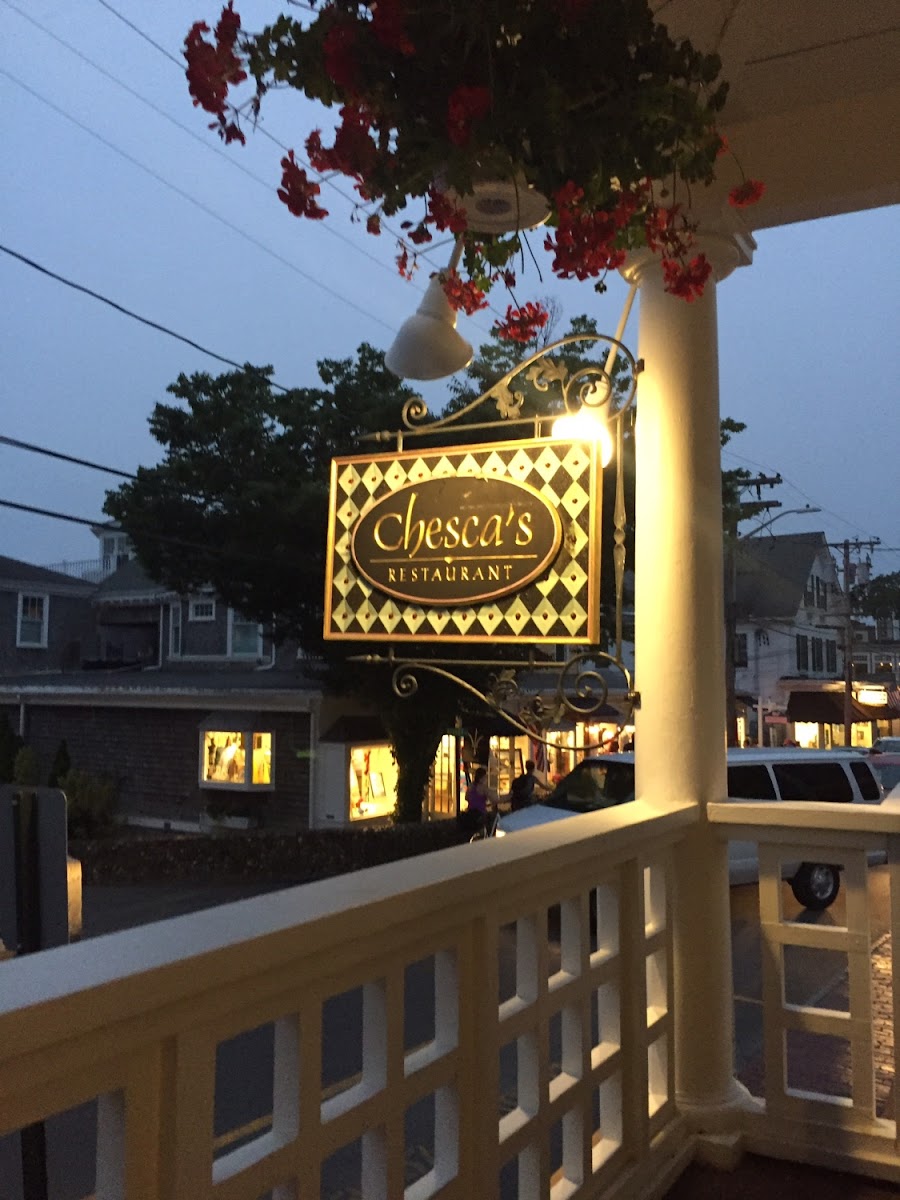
<box><xmin>545</xmin><ymin>760</ymin><xmax>635</xmax><ymax>813</ymax></box>
<box><xmin>870</xmin><ymin>757</ymin><xmax>900</xmax><ymax>793</ymax></box>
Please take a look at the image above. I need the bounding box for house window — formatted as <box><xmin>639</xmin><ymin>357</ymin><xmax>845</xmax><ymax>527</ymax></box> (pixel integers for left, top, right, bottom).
<box><xmin>796</xmin><ymin>635</ymin><xmax>809</xmax><ymax>672</ymax></box>
<box><xmin>826</xmin><ymin>641</ymin><xmax>837</xmax><ymax>673</ymax></box>
<box><xmin>803</xmin><ymin>579</ymin><xmax>815</xmax><ymax>607</ymax></box>
<box><xmin>734</xmin><ymin>633</ymin><xmax>748</xmax><ymax>668</ymax></box>
<box><xmin>169</xmin><ymin>602</ymin><xmax>182</xmax><ymax>657</ymax></box>
<box><xmin>815</xmin><ymin>577</ymin><xmax>827</xmax><ymax>609</ymax></box>
<box><xmin>189</xmin><ymin>596</ymin><xmax>216</xmax><ymax>621</ymax></box>
<box><xmin>17</xmin><ymin>593</ymin><xmax>48</xmax><ymax>647</ymax></box>
<box><xmin>229</xmin><ymin>611</ymin><xmax>261</xmax><ymax>657</ymax></box>
<box><xmin>201</xmin><ymin>729</ymin><xmax>273</xmax><ymax>788</ymax></box>
<box><xmin>811</xmin><ymin>638</ymin><xmax>824</xmax><ymax>672</ymax></box>
<box><xmin>349</xmin><ymin>743</ymin><xmax>397</xmax><ymax>821</ymax></box>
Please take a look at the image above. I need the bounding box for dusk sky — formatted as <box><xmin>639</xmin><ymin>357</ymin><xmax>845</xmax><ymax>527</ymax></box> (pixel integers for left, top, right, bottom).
<box><xmin>2</xmin><ymin>1</ymin><xmax>898</xmax><ymax>583</ymax></box>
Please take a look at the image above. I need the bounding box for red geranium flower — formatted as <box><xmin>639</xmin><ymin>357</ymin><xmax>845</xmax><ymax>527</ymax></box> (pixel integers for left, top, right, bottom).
<box><xmin>277</xmin><ymin>151</ymin><xmax>327</xmax><ymax>219</ymax></box>
<box><xmin>728</xmin><ymin>179</ymin><xmax>765</xmax><ymax>208</ymax></box>
<box><xmin>305</xmin><ymin>107</ymin><xmax>381</xmax><ymax>193</ymax></box>
<box><xmin>396</xmin><ymin>246</ymin><xmax>415</xmax><ymax>281</ymax></box>
<box><xmin>662</xmin><ymin>254</ymin><xmax>711</xmax><ymax>302</ymax></box>
<box><xmin>366</xmin><ymin>214</ymin><xmax>382</xmax><ymax>235</ymax></box>
<box><xmin>441</xmin><ymin>270</ymin><xmax>488</xmax><ymax>315</ymax></box>
<box><xmin>427</xmin><ymin>187</ymin><xmax>468</xmax><ymax>235</ymax></box>
<box><xmin>495</xmin><ymin>302</ymin><xmax>550</xmax><ymax>343</ymax></box>
<box><xmin>323</xmin><ymin>20</ymin><xmax>362</xmax><ymax>93</ymax></box>
<box><xmin>370</xmin><ymin>0</ymin><xmax>415</xmax><ymax>55</ymax></box>
<box><xmin>446</xmin><ymin>85</ymin><xmax>492</xmax><ymax>148</ymax></box>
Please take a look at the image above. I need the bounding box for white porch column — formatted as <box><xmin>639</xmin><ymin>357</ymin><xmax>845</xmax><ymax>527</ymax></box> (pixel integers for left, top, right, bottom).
<box><xmin>623</xmin><ymin>233</ymin><xmax>755</xmax><ymax>1131</ymax></box>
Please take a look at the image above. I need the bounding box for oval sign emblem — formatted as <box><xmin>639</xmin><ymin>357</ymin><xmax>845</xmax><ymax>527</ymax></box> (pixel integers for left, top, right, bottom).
<box><xmin>350</xmin><ymin>474</ymin><xmax>562</xmax><ymax>606</ymax></box>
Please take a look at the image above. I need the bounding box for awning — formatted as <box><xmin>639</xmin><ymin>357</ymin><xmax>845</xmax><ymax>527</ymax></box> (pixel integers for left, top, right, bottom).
<box><xmin>319</xmin><ymin>716</ymin><xmax>389</xmax><ymax>743</ymax></box>
<box><xmin>785</xmin><ymin>692</ymin><xmax>870</xmax><ymax>724</ymax></box>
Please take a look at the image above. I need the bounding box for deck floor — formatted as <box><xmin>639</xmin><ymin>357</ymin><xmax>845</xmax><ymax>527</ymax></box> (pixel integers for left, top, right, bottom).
<box><xmin>665</xmin><ymin>1154</ymin><xmax>900</xmax><ymax>1199</ymax></box>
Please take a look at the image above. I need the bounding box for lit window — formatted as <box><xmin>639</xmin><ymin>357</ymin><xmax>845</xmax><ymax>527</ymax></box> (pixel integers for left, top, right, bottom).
<box><xmin>189</xmin><ymin>596</ymin><xmax>216</xmax><ymax>621</ymax></box>
<box><xmin>201</xmin><ymin>729</ymin><xmax>273</xmax><ymax>788</ymax></box>
<box><xmin>349</xmin><ymin>743</ymin><xmax>397</xmax><ymax>821</ymax></box>
<box><xmin>17</xmin><ymin>593</ymin><xmax>48</xmax><ymax>647</ymax></box>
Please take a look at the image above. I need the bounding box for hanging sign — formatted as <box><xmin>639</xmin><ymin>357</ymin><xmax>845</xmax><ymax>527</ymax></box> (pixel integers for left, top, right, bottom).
<box><xmin>324</xmin><ymin>438</ymin><xmax>602</xmax><ymax>644</ymax></box>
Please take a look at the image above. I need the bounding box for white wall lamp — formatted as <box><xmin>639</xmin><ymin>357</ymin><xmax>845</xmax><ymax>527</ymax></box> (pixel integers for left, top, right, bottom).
<box><xmin>385</xmin><ymin>239</ymin><xmax>473</xmax><ymax>380</ymax></box>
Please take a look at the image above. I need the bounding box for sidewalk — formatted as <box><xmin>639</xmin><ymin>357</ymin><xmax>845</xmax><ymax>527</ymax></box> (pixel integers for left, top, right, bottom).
<box><xmin>737</xmin><ymin>932</ymin><xmax>894</xmax><ymax>1118</ymax></box>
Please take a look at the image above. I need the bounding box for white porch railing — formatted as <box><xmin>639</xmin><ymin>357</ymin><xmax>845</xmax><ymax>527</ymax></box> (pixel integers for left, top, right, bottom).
<box><xmin>709</xmin><ymin>798</ymin><xmax>900</xmax><ymax>1179</ymax></box>
<box><xmin>0</xmin><ymin>800</ymin><xmax>696</xmax><ymax>1200</ymax></box>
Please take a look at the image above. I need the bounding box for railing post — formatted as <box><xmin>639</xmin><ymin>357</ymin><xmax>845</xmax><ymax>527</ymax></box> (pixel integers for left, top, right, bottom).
<box><xmin>624</xmin><ymin>234</ymin><xmax>756</xmax><ymax>1142</ymax></box>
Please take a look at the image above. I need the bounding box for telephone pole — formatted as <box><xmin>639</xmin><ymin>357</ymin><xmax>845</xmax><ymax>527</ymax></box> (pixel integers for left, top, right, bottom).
<box><xmin>725</xmin><ymin>473</ymin><xmax>782</xmax><ymax>745</ymax></box>
<box><xmin>828</xmin><ymin>537</ymin><xmax>881</xmax><ymax>747</ymax></box>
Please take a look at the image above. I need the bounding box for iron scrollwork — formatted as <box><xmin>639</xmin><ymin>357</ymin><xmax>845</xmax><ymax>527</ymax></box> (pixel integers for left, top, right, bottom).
<box><xmin>355</xmin><ymin>334</ymin><xmax>639</xmax><ymax>740</ymax></box>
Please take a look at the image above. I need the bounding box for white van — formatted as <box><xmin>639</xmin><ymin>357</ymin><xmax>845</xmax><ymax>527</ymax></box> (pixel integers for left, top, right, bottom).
<box><xmin>499</xmin><ymin>748</ymin><xmax>885</xmax><ymax>910</ymax></box>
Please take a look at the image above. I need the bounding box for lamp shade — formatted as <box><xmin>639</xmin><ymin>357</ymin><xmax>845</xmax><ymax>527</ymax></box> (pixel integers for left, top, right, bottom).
<box><xmin>385</xmin><ymin>276</ymin><xmax>473</xmax><ymax>380</ymax></box>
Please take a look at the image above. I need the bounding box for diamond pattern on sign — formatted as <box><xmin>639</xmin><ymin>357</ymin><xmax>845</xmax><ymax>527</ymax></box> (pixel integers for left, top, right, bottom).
<box><xmin>337</xmin><ymin>497</ymin><xmax>360</xmax><ymax>526</ymax></box>
<box><xmin>325</xmin><ymin>440</ymin><xmax>598</xmax><ymax>643</ymax></box>
<box><xmin>560</xmin><ymin>477</ymin><xmax>590</xmax><ymax>520</ymax></box>
<box><xmin>401</xmin><ymin>608</ymin><xmax>427</xmax><ymax>635</ymax></box>
<box><xmin>431</xmin><ymin>456</ymin><xmax>457</xmax><ymax>478</ymax></box>
<box><xmin>361</xmin><ymin>462</ymin><xmax>384</xmax><ymax>493</ymax></box>
<box><xmin>338</xmin><ymin>463</ymin><xmax>362</xmax><ymax>494</ymax></box>
<box><xmin>558</xmin><ymin>596</ymin><xmax>589</xmax><ymax>633</ymax></box>
<box><xmin>377</xmin><ymin>600</ymin><xmax>402</xmax><ymax>634</ymax></box>
<box><xmin>450</xmin><ymin>608</ymin><xmax>478</xmax><ymax>635</ymax></box>
<box><xmin>475</xmin><ymin>603</ymin><xmax>503</xmax><ymax>634</ymax></box>
<box><xmin>406</xmin><ymin>457</ymin><xmax>433</xmax><ymax>483</ymax></box>
<box><xmin>424</xmin><ymin>609</ymin><xmax>452</xmax><ymax>635</ymax></box>
<box><xmin>383</xmin><ymin>460</ymin><xmax>409</xmax><ymax>489</ymax></box>
<box><xmin>507</xmin><ymin>448</ymin><xmax>535</xmax><ymax>480</ymax></box>
<box><xmin>531</xmin><ymin>446</ymin><xmax>564</xmax><ymax>483</ymax></box>
<box><xmin>558</xmin><ymin>559</ymin><xmax>589</xmax><ymax>597</ymax></box>
<box><xmin>481</xmin><ymin>451</ymin><xmax>508</xmax><ymax>478</ymax></box>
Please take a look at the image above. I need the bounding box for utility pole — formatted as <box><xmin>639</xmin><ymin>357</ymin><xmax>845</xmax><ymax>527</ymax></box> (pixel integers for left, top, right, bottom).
<box><xmin>724</xmin><ymin>473</ymin><xmax>782</xmax><ymax>745</ymax></box>
<box><xmin>827</xmin><ymin>537</ymin><xmax>881</xmax><ymax>747</ymax></box>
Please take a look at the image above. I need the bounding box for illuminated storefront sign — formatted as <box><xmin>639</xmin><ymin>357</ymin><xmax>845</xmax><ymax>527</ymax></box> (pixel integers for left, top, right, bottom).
<box><xmin>324</xmin><ymin>439</ymin><xmax>602</xmax><ymax>644</ymax></box>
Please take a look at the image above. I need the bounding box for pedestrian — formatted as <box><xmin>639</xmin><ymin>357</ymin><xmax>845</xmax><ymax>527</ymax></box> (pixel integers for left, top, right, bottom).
<box><xmin>509</xmin><ymin>759</ymin><xmax>550</xmax><ymax>811</ymax></box>
<box><xmin>459</xmin><ymin>766</ymin><xmax>493</xmax><ymax>834</ymax></box>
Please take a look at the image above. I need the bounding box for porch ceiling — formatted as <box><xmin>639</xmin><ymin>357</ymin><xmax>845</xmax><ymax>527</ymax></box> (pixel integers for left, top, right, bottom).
<box><xmin>661</xmin><ymin>0</ymin><xmax>900</xmax><ymax>227</ymax></box>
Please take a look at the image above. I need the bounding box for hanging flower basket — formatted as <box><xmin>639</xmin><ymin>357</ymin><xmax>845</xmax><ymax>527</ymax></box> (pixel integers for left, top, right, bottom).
<box><xmin>185</xmin><ymin>1</ymin><xmax>764</xmax><ymax>340</ymax></box>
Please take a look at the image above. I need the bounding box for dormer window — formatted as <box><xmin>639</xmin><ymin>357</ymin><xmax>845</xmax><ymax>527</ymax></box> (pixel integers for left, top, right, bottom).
<box><xmin>189</xmin><ymin>596</ymin><xmax>216</xmax><ymax>621</ymax></box>
<box><xmin>17</xmin><ymin>593</ymin><xmax>48</xmax><ymax>647</ymax></box>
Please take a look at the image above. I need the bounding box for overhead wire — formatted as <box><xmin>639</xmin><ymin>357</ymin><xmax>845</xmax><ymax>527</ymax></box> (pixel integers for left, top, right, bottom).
<box><xmin>85</xmin><ymin>0</ymin><xmax>508</xmax><ymax>325</ymax></box>
<box><xmin>0</xmin><ymin>0</ymin><xmax>432</xmax><ymax>292</ymax></box>
<box><xmin>0</xmin><ymin>243</ymin><xmax>294</xmax><ymax>391</ymax></box>
<box><xmin>0</xmin><ymin>67</ymin><xmax>402</xmax><ymax>335</ymax></box>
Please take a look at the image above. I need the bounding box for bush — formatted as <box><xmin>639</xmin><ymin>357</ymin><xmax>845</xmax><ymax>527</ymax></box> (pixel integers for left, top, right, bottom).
<box><xmin>13</xmin><ymin>746</ymin><xmax>41</xmax><ymax>786</ymax></box>
<box><xmin>0</xmin><ymin>716</ymin><xmax>23</xmax><ymax>783</ymax></box>
<box><xmin>48</xmin><ymin>739</ymin><xmax>72</xmax><ymax>787</ymax></box>
<box><xmin>60</xmin><ymin>769</ymin><xmax>117</xmax><ymax>839</ymax></box>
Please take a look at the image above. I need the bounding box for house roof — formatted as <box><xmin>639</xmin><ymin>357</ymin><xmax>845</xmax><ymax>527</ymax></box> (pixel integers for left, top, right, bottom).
<box><xmin>0</xmin><ymin>555</ymin><xmax>96</xmax><ymax>594</ymax></box>
<box><xmin>734</xmin><ymin>532</ymin><xmax>834</xmax><ymax>620</ymax></box>
<box><xmin>93</xmin><ymin>558</ymin><xmax>174</xmax><ymax>603</ymax></box>
<box><xmin>0</xmin><ymin>666</ymin><xmax>322</xmax><ymax>710</ymax></box>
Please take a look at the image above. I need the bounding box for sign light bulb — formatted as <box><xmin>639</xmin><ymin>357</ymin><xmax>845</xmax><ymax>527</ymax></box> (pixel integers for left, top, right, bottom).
<box><xmin>551</xmin><ymin>409</ymin><xmax>614</xmax><ymax>465</ymax></box>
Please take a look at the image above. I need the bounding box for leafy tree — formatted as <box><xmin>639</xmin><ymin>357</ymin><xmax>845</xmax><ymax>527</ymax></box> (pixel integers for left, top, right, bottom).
<box><xmin>851</xmin><ymin>572</ymin><xmax>900</xmax><ymax>621</ymax></box>
<box><xmin>105</xmin><ymin>349</ymin><xmax>414</xmax><ymax>652</ymax></box>
<box><xmin>105</xmin><ymin>348</ymin><xmax>487</xmax><ymax>822</ymax></box>
<box><xmin>13</xmin><ymin>746</ymin><xmax>41</xmax><ymax>786</ymax></box>
<box><xmin>48</xmin><ymin>739</ymin><xmax>71</xmax><ymax>788</ymax></box>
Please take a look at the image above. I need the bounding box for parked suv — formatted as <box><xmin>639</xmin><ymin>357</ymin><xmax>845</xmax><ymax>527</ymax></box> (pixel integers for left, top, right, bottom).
<box><xmin>499</xmin><ymin>748</ymin><xmax>885</xmax><ymax>910</ymax></box>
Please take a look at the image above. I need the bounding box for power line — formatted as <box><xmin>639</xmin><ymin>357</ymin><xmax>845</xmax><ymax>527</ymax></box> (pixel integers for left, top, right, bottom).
<box><xmin>84</xmin><ymin>0</ymin><xmax>507</xmax><ymax>326</ymax></box>
<box><xmin>0</xmin><ymin>435</ymin><xmax>136</xmax><ymax>480</ymax></box>
<box><xmin>0</xmin><ymin>0</ymin><xmax>425</xmax><ymax>292</ymax></box>
<box><xmin>0</xmin><ymin>66</ymin><xmax>398</xmax><ymax>334</ymax></box>
<box><xmin>0</xmin><ymin>243</ymin><xmax>293</xmax><ymax>391</ymax></box>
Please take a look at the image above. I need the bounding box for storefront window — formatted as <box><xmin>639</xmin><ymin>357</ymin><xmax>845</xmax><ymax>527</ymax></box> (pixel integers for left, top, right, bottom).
<box><xmin>349</xmin><ymin>743</ymin><xmax>397</xmax><ymax>820</ymax></box>
<box><xmin>201</xmin><ymin>729</ymin><xmax>273</xmax><ymax>788</ymax></box>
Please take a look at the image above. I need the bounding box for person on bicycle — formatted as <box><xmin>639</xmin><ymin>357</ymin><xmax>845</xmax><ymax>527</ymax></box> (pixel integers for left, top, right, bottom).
<box><xmin>460</xmin><ymin>766</ymin><xmax>494</xmax><ymax>835</ymax></box>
